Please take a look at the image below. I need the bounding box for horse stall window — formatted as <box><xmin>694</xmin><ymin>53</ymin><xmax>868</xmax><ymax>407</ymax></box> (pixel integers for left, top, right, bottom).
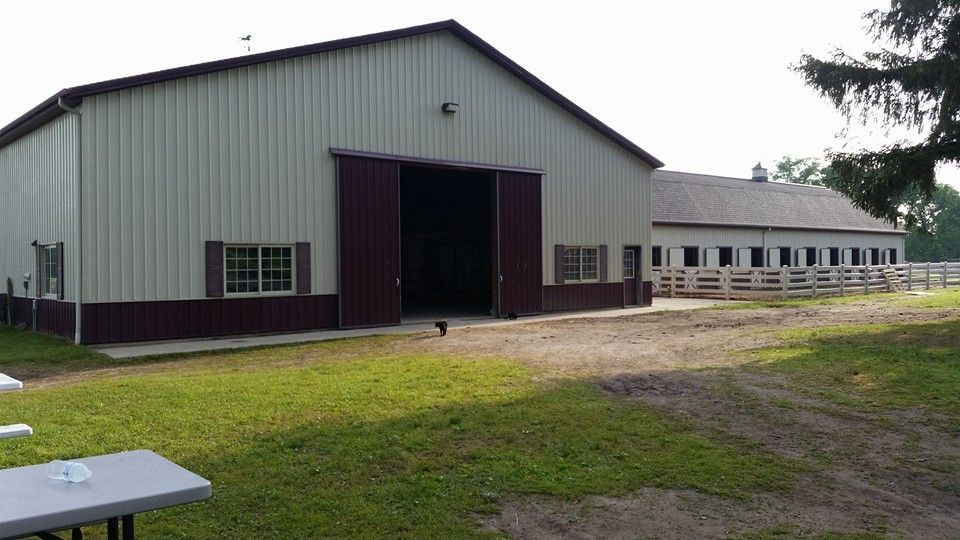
<box><xmin>718</xmin><ymin>247</ymin><xmax>733</xmax><ymax>266</ymax></box>
<box><xmin>780</xmin><ymin>247</ymin><xmax>792</xmax><ymax>266</ymax></box>
<box><xmin>870</xmin><ymin>248</ymin><xmax>881</xmax><ymax>265</ymax></box>
<box><xmin>652</xmin><ymin>246</ymin><xmax>662</xmax><ymax>266</ymax></box>
<box><xmin>683</xmin><ymin>246</ymin><xmax>700</xmax><ymax>266</ymax></box>
<box><xmin>829</xmin><ymin>247</ymin><xmax>840</xmax><ymax>266</ymax></box>
<box><xmin>888</xmin><ymin>248</ymin><xmax>898</xmax><ymax>264</ymax></box>
<box><xmin>850</xmin><ymin>248</ymin><xmax>861</xmax><ymax>265</ymax></box>
<box><xmin>804</xmin><ymin>247</ymin><xmax>817</xmax><ymax>266</ymax></box>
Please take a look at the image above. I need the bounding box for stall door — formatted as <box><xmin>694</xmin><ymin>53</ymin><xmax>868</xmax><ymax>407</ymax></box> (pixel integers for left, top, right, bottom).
<box><xmin>496</xmin><ymin>172</ymin><xmax>543</xmax><ymax>317</ymax></box>
<box><xmin>667</xmin><ymin>248</ymin><xmax>685</xmax><ymax>266</ymax></box>
<box><xmin>738</xmin><ymin>248</ymin><xmax>753</xmax><ymax>267</ymax></box>
<box><xmin>704</xmin><ymin>248</ymin><xmax>720</xmax><ymax>267</ymax></box>
<box><xmin>820</xmin><ymin>248</ymin><xmax>832</xmax><ymax>265</ymax></box>
<box><xmin>767</xmin><ymin>248</ymin><xmax>781</xmax><ymax>267</ymax></box>
<box><xmin>337</xmin><ymin>157</ymin><xmax>401</xmax><ymax>328</ymax></box>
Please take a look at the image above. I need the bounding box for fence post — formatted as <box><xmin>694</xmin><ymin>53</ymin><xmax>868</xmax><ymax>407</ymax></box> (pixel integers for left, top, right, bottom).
<box><xmin>926</xmin><ymin>262</ymin><xmax>931</xmax><ymax>289</ymax></box>
<box><xmin>864</xmin><ymin>265</ymin><xmax>870</xmax><ymax>294</ymax></box>
<box><xmin>812</xmin><ymin>264</ymin><xmax>818</xmax><ymax>297</ymax></box>
<box><xmin>945</xmin><ymin>261</ymin><xmax>949</xmax><ymax>288</ymax></box>
<box><xmin>781</xmin><ymin>265</ymin><xmax>788</xmax><ymax>299</ymax></box>
<box><xmin>839</xmin><ymin>264</ymin><xmax>845</xmax><ymax>295</ymax></box>
<box><xmin>907</xmin><ymin>262</ymin><xmax>913</xmax><ymax>291</ymax></box>
<box><xmin>724</xmin><ymin>265</ymin><xmax>731</xmax><ymax>300</ymax></box>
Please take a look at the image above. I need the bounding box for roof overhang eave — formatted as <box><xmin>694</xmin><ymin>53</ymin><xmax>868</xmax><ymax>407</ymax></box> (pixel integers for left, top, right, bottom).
<box><xmin>652</xmin><ymin>220</ymin><xmax>908</xmax><ymax>235</ymax></box>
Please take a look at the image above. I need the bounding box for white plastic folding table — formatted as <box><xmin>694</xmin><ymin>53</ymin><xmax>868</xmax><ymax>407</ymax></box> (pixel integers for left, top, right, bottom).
<box><xmin>0</xmin><ymin>449</ymin><xmax>212</xmax><ymax>539</ymax></box>
<box><xmin>0</xmin><ymin>373</ymin><xmax>32</xmax><ymax>440</ymax></box>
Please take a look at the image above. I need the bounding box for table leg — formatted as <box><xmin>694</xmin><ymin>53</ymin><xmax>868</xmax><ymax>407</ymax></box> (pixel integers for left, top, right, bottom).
<box><xmin>106</xmin><ymin>517</ymin><xmax>119</xmax><ymax>540</ymax></box>
<box><xmin>121</xmin><ymin>515</ymin><xmax>134</xmax><ymax>540</ymax></box>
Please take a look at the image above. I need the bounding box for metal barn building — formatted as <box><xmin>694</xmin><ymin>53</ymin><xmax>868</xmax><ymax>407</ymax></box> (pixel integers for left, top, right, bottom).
<box><xmin>0</xmin><ymin>20</ymin><xmax>662</xmax><ymax>344</ymax></box>
<box><xmin>651</xmin><ymin>166</ymin><xmax>906</xmax><ymax>269</ymax></box>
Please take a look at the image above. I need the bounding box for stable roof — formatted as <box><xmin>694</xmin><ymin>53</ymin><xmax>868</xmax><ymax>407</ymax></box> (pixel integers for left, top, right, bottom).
<box><xmin>652</xmin><ymin>170</ymin><xmax>905</xmax><ymax>234</ymax></box>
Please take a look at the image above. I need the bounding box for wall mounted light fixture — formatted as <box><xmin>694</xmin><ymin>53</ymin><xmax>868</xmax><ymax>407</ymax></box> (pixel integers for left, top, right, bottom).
<box><xmin>441</xmin><ymin>102</ymin><xmax>460</xmax><ymax>113</ymax></box>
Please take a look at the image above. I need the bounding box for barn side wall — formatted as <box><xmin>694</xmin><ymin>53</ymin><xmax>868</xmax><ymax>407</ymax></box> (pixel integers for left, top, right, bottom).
<box><xmin>0</xmin><ymin>114</ymin><xmax>79</xmax><ymax>339</ymax></box>
<box><xmin>78</xmin><ymin>30</ymin><xmax>653</xmax><ymax>309</ymax></box>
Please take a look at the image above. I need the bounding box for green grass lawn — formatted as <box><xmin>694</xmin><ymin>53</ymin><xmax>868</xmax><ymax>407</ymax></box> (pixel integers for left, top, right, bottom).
<box><xmin>748</xmin><ymin>316</ymin><xmax>960</xmax><ymax>414</ymax></box>
<box><xmin>0</xmin><ymin>333</ymin><xmax>793</xmax><ymax>538</ymax></box>
<box><xmin>898</xmin><ymin>287</ymin><xmax>960</xmax><ymax>309</ymax></box>
<box><xmin>0</xmin><ymin>326</ymin><xmax>114</xmax><ymax>377</ymax></box>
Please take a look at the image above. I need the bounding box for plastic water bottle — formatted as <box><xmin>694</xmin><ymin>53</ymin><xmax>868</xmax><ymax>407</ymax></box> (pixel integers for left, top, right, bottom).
<box><xmin>45</xmin><ymin>460</ymin><xmax>92</xmax><ymax>483</ymax></box>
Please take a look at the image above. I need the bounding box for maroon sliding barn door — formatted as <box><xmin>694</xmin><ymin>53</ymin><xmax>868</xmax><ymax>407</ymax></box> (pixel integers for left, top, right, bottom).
<box><xmin>496</xmin><ymin>171</ymin><xmax>543</xmax><ymax>316</ymax></box>
<box><xmin>337</xmin><ymin>157</ymin><xmax>401</xmax><ymax>329</ymax></box>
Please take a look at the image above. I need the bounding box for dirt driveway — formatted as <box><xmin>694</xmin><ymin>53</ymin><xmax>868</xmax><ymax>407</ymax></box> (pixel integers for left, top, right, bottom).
<box><xmin>410</xmin><ymin>296</ymin><xmax>960</xmax><ymax>539</ymax></box>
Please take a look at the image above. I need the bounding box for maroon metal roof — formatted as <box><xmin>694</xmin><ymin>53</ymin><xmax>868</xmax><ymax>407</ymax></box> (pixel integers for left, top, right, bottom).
<box><xmin>0</xmin><ymin>20</ymin><xmax>663</xmax><ymax>168</ymax></box>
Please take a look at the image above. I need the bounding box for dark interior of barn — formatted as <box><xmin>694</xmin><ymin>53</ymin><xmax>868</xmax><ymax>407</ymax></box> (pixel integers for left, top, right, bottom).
<box><xmin>399</xmin><ymin>166</ymin><xmax>494</xmax><ymax>320</ymax></box>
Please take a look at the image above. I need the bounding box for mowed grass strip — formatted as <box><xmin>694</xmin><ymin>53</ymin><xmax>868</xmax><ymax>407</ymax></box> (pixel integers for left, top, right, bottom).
<box><xmin>0</xmin><ymin>334</ymin><xmax>793</xmax><ymax>538</ymax></box>
<box><xmin>747</xmin><ymin>316</ymin><xmax>960</xmax><ymax>414</ymax></box>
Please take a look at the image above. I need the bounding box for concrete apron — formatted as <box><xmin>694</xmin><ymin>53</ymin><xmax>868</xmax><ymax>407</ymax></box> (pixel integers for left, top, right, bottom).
<box><xmin>94</xmin><ymin>297</ymin><xmax>736</xmax><ymax>359</ymax></box>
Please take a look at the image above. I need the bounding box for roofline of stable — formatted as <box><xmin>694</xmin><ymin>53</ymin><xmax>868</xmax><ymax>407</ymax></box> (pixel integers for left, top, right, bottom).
<box><xmin>652</xmin><ymin>220</ymin><xmax>909</xmax><ymax>236</ymax></box>
<box><xmin>0</xmin><ymin>20</ymin><xmax>664</xmax><ymax>168</ymax></box>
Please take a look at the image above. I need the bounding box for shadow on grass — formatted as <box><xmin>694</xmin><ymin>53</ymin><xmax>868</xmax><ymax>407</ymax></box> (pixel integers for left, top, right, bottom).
<box><xmin>746</xmin><ymin>317</ymin><xmax>960</xmax><ymax>413</ymax></box>
<box><xmin>0</xmin><ymin>355</ymin><xmax>793</xmax><ymax>538</ymax></box>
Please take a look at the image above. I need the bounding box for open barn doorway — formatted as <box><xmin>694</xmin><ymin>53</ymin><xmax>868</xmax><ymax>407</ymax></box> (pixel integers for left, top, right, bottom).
<box><xmin>399</xmin><ymin>166</ymin><xmax>494</xmax><ymax>322</ymax></box>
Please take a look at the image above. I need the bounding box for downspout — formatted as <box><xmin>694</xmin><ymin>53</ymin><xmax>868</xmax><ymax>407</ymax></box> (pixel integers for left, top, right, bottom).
<box><xmin>762</xmin><ymin>227</ymin><xmax>771</xmax><ymax>265</ymax></box>
<box><xmin>57</xmin><ymin>97</ymin><xmax>82</xmax><ymax>345</ymax></box>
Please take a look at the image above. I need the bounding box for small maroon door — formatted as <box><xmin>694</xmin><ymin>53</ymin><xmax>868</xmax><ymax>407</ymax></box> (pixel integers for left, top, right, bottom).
<box><xmin>338</xmin><ymin>157</ymin><xmax>401</xmax><ymax>329</ymax></box>
<box><xmin>496</xmin><ymin>172</ymin><xmax>543</xmax><ymax>316</ymax></box>
<box><xmin>623</xmin><ymin>246</ymin><xmax>641</xmax><ymax>306</ymax></box>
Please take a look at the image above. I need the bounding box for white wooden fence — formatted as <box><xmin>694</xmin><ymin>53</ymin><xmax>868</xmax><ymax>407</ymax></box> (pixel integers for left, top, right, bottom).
<box><xmin>653</xmin><ymin>261</ymin><xmax>960</xmax><ymax>300</ymax></box>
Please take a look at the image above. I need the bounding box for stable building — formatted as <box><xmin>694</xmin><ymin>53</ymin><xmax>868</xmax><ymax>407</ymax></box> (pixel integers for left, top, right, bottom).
<box><xmin>0</xmin><ymin>20</ymin><xmax>661</xmax><ymax>344</ymax></box>
<box><xmin>651</xmin><ymin>165</ymin><xmax>906</xmax><ymax>269</ymax></box>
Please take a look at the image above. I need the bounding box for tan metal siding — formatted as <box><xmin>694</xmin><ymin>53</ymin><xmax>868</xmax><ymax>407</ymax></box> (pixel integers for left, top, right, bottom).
<box><xmin>80</xmin><ymin>31</ymin><xmax>652</xmax><ymax>302</ymax></box>
<box><xmin>653</xmin><ymin>225</ymin><xmax>906</xmax><ymax>265</ymax></box>
<box><xmin>0</xmin><ymin>114</ymin><xmax>78</xmax><ymax>301</ymax></box>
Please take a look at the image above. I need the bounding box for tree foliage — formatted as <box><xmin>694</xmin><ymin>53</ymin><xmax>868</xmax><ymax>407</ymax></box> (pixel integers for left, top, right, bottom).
<box><xmin>795</xmin><ymin>0</ymin><xmax>960</xmax><ymax>228</ymax></box>
<box><xmin>771</xmin><ymin>156</ymin><xmax>839</xmax><ymax>188</ymax></box>
<box><xmin>905</xmin><ymin>183</ymin><xmax>960</xmax><ymax>260</ymax></box>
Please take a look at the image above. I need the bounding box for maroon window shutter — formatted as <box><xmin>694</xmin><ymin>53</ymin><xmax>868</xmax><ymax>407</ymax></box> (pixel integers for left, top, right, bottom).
<box><xmin>599</xmin><ymin>245</ymin><xmax>608</xmax><ymax>283</ymax></box>
<box><xmin>296</xmin><ymin>242</ymin><xmax>311</xmax><ymax>294</ymax></box>
<box><xmin>554</xmin><ymin>245</ymin><xmax>565</xmax><ymax>284</ymax></box>
<box><xmin>35</xmin><ymin>244</ymin><xmax>41</xmax><ymax>298</ymax></box>
<box><xmin>205</xmin><ymin>241</ymin><xmax>224</xmax><ymax>297</ymax></box>
<box><xmin>57</xmin><ymin>242</ymin><xmax>64</xmax><ymax>300</ymax></box>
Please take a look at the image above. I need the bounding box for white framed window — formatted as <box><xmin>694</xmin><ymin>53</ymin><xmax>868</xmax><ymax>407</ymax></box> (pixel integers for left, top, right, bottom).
<box><xmin>224</xmin><ymin>244</ymin><xmax>294</xmax><ymax>295</ymax></box>
<box><xmin>40</xmin><ymin>244</ymin><xmax>60</xmax><ymax>298</ymax></box>
<box><xmin>563</xmin><ymin>246</ymin><xmax>599</xmax><ymax>282</ymax></box>
<box><xmin>623</xmin><ymin>249</ymin><xmax>635</xmax><ymax>279</ymax></box>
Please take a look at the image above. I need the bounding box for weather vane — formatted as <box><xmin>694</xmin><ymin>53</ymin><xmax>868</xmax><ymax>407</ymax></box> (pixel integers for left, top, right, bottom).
<box><xmin>239</xmin><ymin>34</ymin><xmax>253</xmax><ymax>53</ymax></box>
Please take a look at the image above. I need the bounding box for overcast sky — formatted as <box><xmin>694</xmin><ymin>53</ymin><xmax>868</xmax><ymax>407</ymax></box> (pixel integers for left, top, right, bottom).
<box><xmin>4</xmin><ymin>0</ymin><xmax>958</xmax><ymax>188</ymax></box>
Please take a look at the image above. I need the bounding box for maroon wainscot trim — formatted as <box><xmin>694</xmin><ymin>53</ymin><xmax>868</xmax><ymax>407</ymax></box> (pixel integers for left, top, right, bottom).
<box><xmin>640</xmin><ymin>281</ymin><xmax>653</xmax><ymax>307</ymax></box>
<box><xmin>542</xmin><ymin>283</ymin><xmax>623</xmax><ymax>312</ymax></box>
<box><xmin>10</xmin><ymin>297</ymin><xmax>75</xmax><ymax>340</ymax></box>
<box><xmin>81</xmin><ymin>295</ymin><xmax>338</xmax><ymax>344</ymax></box>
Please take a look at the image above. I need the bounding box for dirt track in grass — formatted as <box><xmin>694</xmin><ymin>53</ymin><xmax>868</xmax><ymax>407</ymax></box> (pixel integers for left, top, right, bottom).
<box><xmin>408</xmin><ymin>296</ymin><xmax>960</xmax><ymax>538</ymax></box>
